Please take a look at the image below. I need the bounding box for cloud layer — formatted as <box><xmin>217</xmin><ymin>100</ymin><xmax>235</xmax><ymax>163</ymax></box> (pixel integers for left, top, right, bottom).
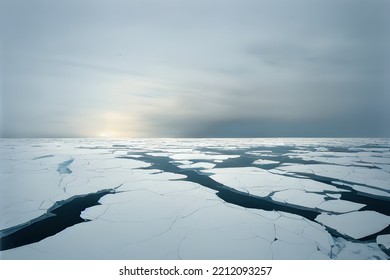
<box><xmin>1</xmin><ymin>0</ymin><xmax>389</xmax><ymax>137</ymax></box>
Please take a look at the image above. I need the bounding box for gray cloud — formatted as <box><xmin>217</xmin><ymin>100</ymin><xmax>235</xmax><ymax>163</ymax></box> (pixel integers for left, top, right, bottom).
<box><xmin>1</xmin><ymin>0</ymin><xmax>389</xmax><ymax>137</ymax></box>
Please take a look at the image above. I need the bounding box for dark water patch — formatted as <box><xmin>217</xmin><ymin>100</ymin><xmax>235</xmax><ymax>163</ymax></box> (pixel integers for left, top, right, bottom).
<box><xmin>139</xmin><ymin>155</ymin><xmax>321</xmax><ymax>222</ymax></box>
<box><xmin>253</xmin><ymin>163</ymin><xmax>281</xmax><ymax>170</ymax></box>
<box><xmin>0</xmin><ymin>189</ymin><xmax>113</xmax><ymax>251</ymax></box>
<box><xmin>117</xmin><ymin>156</ymin><xmax>143</xmax><ymax>160</ymax></box>
<box><xmin>322</xmin><ymin>219</ymin><xmax>390</xmax><ymax>243</ymax></box>
<box><xmin>216</xmin><ymin>190</ymin><xmax>318</xmax><ymax>220</ymax></box>
<box><xmin>127</xmin><ymin>150</ymin><xmax>390</xmax><ymax>246</ymax></box>
<box><xmin>359</xmin><ymin>226</ymin><xmax>390</xmax><ymax>242</ymax></box>
<box><xmin>291</xmin><ymin>172</ymin><xmax>390</xmax><ymax>216</ymax></box>
<box><xmin>221</xmin><ymin>154</ymin><xmax>321</xmax><ymax>169</ymax></box>
<box><xmin>214</xmin><ymin>155</ymin><xmax>255</xmax><ymax>169</ymax></box>
<box><xmin>341</xmin><ymin>191</ymin><xmax>390</xmax><ymax>216</ymax></box>
<box><xmin>207</xmin><ymin>148</ymin><xmax>322</xmax><ymax>169</ymax></box>
<box><xmin>283</xmin><ymin>172</ymin><xmax>346</xmax><ymax>188</ymax></box>
<box><xmin>33</xmin><ymin>155</ymin><xmax>54</xmax><ymax>160</ymax></box>
<box><xmin>352</xmin><ymin>189</ymin><xmax>390</xmax><ymax>201</ymax></box>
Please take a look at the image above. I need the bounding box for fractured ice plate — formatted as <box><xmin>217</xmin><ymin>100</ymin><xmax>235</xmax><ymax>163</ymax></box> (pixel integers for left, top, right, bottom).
<box><xmin>315</xmin><ymin>211</ymin><xmax>390</xmax><ymax>239</ymax></box>
<box><xmin>1</xmin><ymin>138</ymin><xmax>390</xmax><ymax>260</ymax></box>
<box><xmin>316</xmin><ymin>199</ymin><xmax>365</xmax><ymax>213</ymax></box>
<box><xmin>376</xmin><ymin>234</ymin><xmax>390</xmax><ymax>250</ymax></box>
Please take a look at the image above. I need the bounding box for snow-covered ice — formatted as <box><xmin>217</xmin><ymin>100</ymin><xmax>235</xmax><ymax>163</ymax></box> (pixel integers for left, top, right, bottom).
<box><xmin>177</xmin><ymin>162</ymin><xmax>216</xmax><ymax>170</ymax></box>
<box><xmin>377</xmin><ymin>234</ymin><xmax>390</xmax><ymax>250</ymax></box>
<box><xmin>253</xmin><ymin>159</ymin><xmax>279</xmax><ymax>165</ymax></box>
<box><xmin>316</xmin><ymin>199</ymin><xmax>365</xmax><ymax>213</ymax></box>
<box><xmin>277</xmin><ymin>164</ymin><xmax>390</xmax><ymax>191</ymax></box>
<box><xmin>1</xmin><ymin>138</ymin><xmax>389</xmax><ymax>259</ymax></box>
<box><xmin>331</xmin><ymin>237</ymin><xmax>389</xmax><ymax>260</ymax></box>
<box><xmin>315</xmin><ymin>211</ymin><xmax>390</xmax><ymax>239</ymax></box>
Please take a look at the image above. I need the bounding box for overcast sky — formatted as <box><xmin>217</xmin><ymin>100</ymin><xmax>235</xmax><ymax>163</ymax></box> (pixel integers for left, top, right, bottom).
<box><xmin>1</xmin><ymin>0</ymin><xmax>389</xmax><ymax>138</ymax></box>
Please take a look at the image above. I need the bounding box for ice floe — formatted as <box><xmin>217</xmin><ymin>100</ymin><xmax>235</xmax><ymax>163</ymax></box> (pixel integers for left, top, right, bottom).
<box><xmin>376</xmin><ymin>234</ymin><xmax>390</xmax><ymax>250</ymax></box>
<box><xmin>253</xmin><ymin>159</ymin><xmax>279</xmax><ymax>165</ymax></box>
<box><xmin>177</xmin><ymin>162</ymin><xmax>216</xmax><ymax>170</ymax></box>
<box><xmin>315</xmin><ymin>211</ymin><xmax>390</xmax><ymax>239</ymax></box>
<box><xmin>271</xmin><ymin>190</ymin><xmax>327</xmax><ymax>209</ymax></box>
<box><xmin>351</xmin><ymin>185</ymin><xmax>390</xmax><ymax>199</ymax></box>
<box><xmin>278</xmin><ymin>164</ymin><xmax>390</xmax><ymax>192</ymax></box>
<box><xmin>316</xmin><ymin>199</ymin><xmax>365</xmax><ymax>213</ymax></box>
<box><xmin>204</xmin><ymin>166</ymin><xmax>345</xmax><ymax>213</ymax></box>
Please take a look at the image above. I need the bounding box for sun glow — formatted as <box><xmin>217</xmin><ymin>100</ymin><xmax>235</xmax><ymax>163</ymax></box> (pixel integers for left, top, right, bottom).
<box><xmin>96</xmin><ymin>129</ymin><xmax>132</xmax><ymax>138</ymax></box>
<box><xmin>94</xmin><ymin>110</ymin><xmax>136</xmax><ymax>138</ymax></box>
<box><xmin>97</xmin><ymin>131</ymin><xmax>116</xmax><ymax>138</ymax></box>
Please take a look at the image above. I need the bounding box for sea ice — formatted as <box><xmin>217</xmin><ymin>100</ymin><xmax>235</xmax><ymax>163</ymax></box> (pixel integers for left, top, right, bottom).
<box><xmin>352</xmin><ymin>185</ymin><xmax>390</xmax><ymax>199</ymax></box>
<box><xmin>331</xmin><ymin>237</ymin><xmax>389</xmax><ymax>259</ymax></box>
<box><xmin>1</xmin><ymin>138</ymin><xmax>389</xmax><ymax>260</ymax></box>
<box><xmin>177</xmin><ymin>162</ymin><xmax>216</xmax><ymax>170</ymax></box>
<box><xmin>376</xmin><ymin>234</ymin><xmax>390</xmax><ymax>250</ymax></box>
<box><xmin>271</xmin><ymin>240</ymin><xmax>318</xmax><ymax>260</ymax></box>
<box><xmin>278</xmin><ymin>164</ymin><xmax>390</xmax><ymax>192</ymax></box>
<box><xmin>315</xmin><ymin>211</ymin><xmax>390</xmax><ymax>239</ymax></box>
<box><xmin>316</xmin><ymin>199</ymin><xmax>365</xmax><ymax>213</ymax></box>
<box><xmin>205</xmin><ymin>167</ymin><xmax>344</xmax><ymax>212</ymax></box>
<box><xmin>271</xmin><ymin>190</ymin><xmax>327</xmax><ymax>209</ymax></box>
<box><xmin>170</xmin><ymin>153</ymin><xmax>240</xmax><ymax>161</ymax></box>
<box><xmin>253</xmin><ymin>159</ymin><xmax>279</xmax><ymax>165</ymax></box>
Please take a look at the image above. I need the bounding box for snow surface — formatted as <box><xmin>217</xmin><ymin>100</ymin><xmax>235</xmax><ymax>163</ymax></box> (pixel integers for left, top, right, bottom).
<box><xmin>331</xmin><ymin>237</ymin><xmax>389</xmax><ymax>260</ymax></box>
<box><xmin>376</xmin><ymin>234</ymin><xmax>390</xmax><ymax>250</ymax></box>
<box><xmin>351</xmin><ymin>185</ymin><xmax>390</xmax><ymax>199</ymax></box>
<box><xmin>315</xmin><ymin>211</ymin><xmax>390</xmax><ymax>239</ymax></box>
<box><xmin>1</xmin><ymin>138</ymin><xmax>389</xmax><ymax>260</ymax></box>
<box><xmin>253</xmin><ymin>159</ymin><xmax>279</xmax><ymax>165</ymax></box>
<box><xmin>204</xmin><ymin>166</ymin><xmax>349</xmax><ymax>213</ymax></box>
<box><xmin>316</xmin><ymin>199</ymin><xmax>365</xmax><ymax>213</ymax></box>
<box><xmin>177</xmin><ymin>162</ymin><xmax>216</xmax><ymax>170</ymax></box>
<box><xmin>277</xmin><ymin>164</ymin><xmax>390</xmax><ymax>191</ymax></box>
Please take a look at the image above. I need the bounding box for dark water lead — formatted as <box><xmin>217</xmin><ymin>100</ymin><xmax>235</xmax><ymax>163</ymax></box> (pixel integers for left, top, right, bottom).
<box><xmin>139</xmin><ymin>155</ymin><xmax>320</xmax><ymax>220</ymax></box>
<box><xmin>0</xmin><ymin>189</ymin><xmax>114</xmax><ymax>251</ymax></box>
<box><xmin>137</xmin><ymin>154</ymin><xmax>390</xmax><ymax>244</ymax></box>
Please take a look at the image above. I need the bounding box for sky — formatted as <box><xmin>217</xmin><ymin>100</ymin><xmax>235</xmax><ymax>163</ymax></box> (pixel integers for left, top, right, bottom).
<box><xmin>1</xmin><ymin>0</ymin><xmax>389</xmax><ymax>138</ymax></box>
